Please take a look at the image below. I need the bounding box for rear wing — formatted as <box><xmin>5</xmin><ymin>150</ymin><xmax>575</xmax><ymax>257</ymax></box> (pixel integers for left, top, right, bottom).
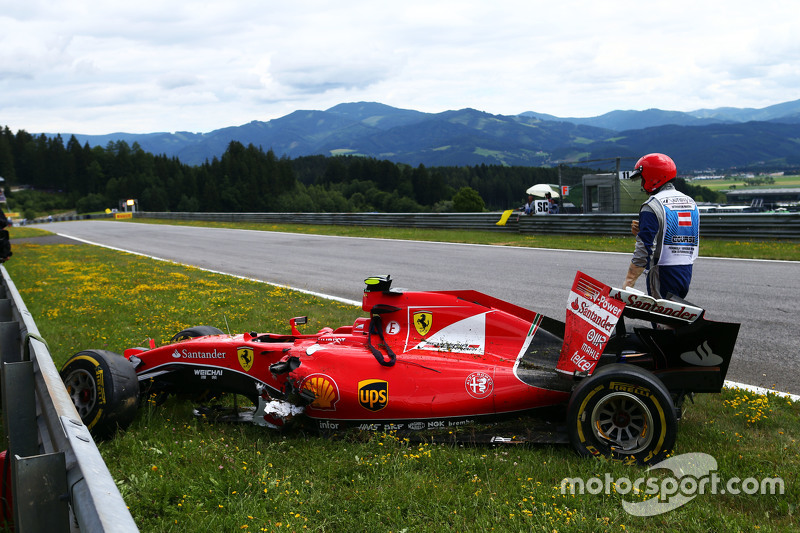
<box><xmin>556</xmin><ymin>272</ymin><xmax>624</xmax><ymax>376</ymax></box>
<box><xmin>608</xmin><ymin>286</ymin><xmax>704</xmax><ymax>327</ymax></box>
<box><xmin>556</xmin><ymin>273</ymin><xmax>739</xmax><ymax>392</ymax></box>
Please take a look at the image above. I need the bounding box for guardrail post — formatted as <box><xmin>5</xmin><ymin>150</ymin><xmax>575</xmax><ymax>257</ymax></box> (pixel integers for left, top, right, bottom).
<box><xmin>0</xmin><ymin>266</ymin><xmax>139</xmax><ymax>532</ymax></box>
<box><xmin>2</xmin><ymin>360</ymin><xmax>43</xmax><ymax>530</ymax></box>
<box><xmin>0</xmin><ymin>322</ymin><xmax>20</xmax><ymax>364</ymax></box>
<box><xmin>2</xmin><ymin>334</ymin><xmax>71</xmax><ymax>532</ymax></box>
<box><xmin>2</xmin><ymin>362</ymin><xmax>38</xmax><ymax>458</ymax></box>
<box><xmin>0</xmin><ymin>300</ymin><xmax>11</xmax><ymax>322</ymax></box>
<box><xmin>13</xmin><ymin>451</ymin><xmax>69</xmax><ymax>532</ymax></box>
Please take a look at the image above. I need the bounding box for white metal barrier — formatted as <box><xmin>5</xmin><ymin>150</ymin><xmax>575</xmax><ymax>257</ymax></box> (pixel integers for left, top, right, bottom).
<box><xmin>0</xmin><ymin>265</ymin><xmax>138</xmax><ymax>532</ymax></box>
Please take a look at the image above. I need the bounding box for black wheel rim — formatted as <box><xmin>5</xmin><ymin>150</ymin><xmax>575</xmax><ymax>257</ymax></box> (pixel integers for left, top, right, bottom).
<box><xmin>590</xmin><ymin>391</ymin><xmax>653</xmax><ymax>453</ymax></box>
<box><xmin>64</xmin><ymin>369</ymin><xmax>97</xmax><ymax>418</ymax></box>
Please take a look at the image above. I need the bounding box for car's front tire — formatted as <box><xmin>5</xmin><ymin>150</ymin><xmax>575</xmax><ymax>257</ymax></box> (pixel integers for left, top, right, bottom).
<box><xmin>60</xmin><ymin>350</ymin><xmax>139</xmax><ymax>439</ymax></box>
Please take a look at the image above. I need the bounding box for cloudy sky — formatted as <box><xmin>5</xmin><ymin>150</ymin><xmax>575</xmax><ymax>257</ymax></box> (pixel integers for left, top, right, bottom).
<box><xmin>1</xmin><ymin>0</ymin><xmax>797</xmax><ymax>135</ymax></box>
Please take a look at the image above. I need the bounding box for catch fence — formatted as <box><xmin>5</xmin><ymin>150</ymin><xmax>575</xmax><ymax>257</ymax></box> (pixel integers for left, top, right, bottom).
<box><xmin>129</xmin><ymin>211</ymin><xmax>799</xmax><ymax>240</ymax></box>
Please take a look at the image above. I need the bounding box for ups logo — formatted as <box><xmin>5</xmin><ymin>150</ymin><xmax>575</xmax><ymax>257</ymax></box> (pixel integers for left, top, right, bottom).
<box><xmin>358</xmin><ymin>379</ymin><xmax>388</xmax><ymax>411</ymax></box>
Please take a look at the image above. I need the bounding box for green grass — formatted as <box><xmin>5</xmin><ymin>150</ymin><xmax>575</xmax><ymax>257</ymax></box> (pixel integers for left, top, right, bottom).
<box><xmin>4</xmin><ymin>242</ymin><xmax>798</xmax><ymax>532</ymax></box>
<box><xmin>7</xmin><ymin>226</ymin><xmax>53</xmax><ymax>239</ymax></box>
<box><xmin>121</xmin><ymin>218</ymin><xmax>800</xmax><ymax>261</ymax></box>
<box><xmin>692</xmin><ymin>174</ymin><xmax>800</xmax><ymax>191</ymax></box>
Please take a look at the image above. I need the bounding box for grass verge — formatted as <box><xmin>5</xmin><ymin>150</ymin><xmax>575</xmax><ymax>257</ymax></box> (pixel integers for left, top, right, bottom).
<box><xmin>7</xmin><ymin>226</ymin><xmax>53</xmax><ymax>239</ymax></box>
<box><xmin>4</xmin><ymin>242</ymin><xmax>798</xmax><ymax>532</ymax></box>
<box><xmin>123</xmin><ymin>218</ymin><xmax>800</xmax><ymax>261</ymax></box>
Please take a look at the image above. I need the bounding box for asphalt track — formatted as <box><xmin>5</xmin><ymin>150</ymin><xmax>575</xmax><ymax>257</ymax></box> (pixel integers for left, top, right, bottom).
<box><xmin>36</xmin><ymin>220</ymin><xmax>800</xmax><ymax>395</ymax></box>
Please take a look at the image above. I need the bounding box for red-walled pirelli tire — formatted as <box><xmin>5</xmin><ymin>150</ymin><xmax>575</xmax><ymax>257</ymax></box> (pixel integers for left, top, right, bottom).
<box><xmin>60</xmin><ymin>350</ymin><xmax>140</xmax><ymax>439</ymax></box>
<box><xmin>170</xmin><ymin>326</ymin><xmax>225</xmax><ymax>342</ymax></box>
<box><xmin>567</xmin><ymin>364</ymin><xmax>677</xmax><ymax>465</ymax></box>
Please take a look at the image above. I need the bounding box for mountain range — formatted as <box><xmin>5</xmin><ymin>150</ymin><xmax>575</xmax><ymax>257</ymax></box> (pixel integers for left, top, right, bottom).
<box><xmin>62</xmin><ymin>99</ymin><xmax>800</xmax><ymax>172</ymax></box>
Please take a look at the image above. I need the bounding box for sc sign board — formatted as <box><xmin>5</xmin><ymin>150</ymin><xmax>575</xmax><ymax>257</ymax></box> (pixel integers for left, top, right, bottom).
<box><xmin>533</xmin><ymin>199</ymin><xmax>549</xmax><ymax>215</ymax></box>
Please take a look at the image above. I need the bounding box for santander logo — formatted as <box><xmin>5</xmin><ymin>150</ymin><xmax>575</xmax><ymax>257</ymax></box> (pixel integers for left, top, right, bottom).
<box><xmin>171</xmin><ymin>348</ymin><xmax>226</xmax><ymax>359</ymax></box>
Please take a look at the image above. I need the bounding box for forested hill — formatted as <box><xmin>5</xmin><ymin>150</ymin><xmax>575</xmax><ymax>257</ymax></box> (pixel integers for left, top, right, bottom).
<box><xmin>58</xmin><ymin>101</ymin><xmax>800</xmax><ymax>171</ymax></box>
<box><xmin>0</xmin><ymin>126</ymin><xmax>724</xmax><ymax>220</ymax></box>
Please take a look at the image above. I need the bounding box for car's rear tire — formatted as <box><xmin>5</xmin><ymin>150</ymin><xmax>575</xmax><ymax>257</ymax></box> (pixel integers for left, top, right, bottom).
<box><xmin>567</xmin><ymin>364</ymin><xmax>676</xmax><ymax>465</ymax></box>
<box><xmin>170</xmin><ymin>326</ymin><xmax>225</xmax><ymax>342</ymax></box>
<box><xmin>60</xmin><ymin>350</ymin><xmax>140</xmax><ymax>439</ymax></box>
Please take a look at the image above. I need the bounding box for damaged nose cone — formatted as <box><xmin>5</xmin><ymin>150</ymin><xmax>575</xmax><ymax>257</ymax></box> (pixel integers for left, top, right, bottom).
<box><xmin>270</xmin><ymin>356</ymin><xmax>301</xmax><ymax>375</ymax></box>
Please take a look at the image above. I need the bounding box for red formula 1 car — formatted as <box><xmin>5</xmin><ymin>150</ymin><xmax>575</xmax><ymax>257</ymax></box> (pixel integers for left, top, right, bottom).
<box><xmin>60</xmin><ymin>272</ymin><xmax>739</xmax><ymax>465</ymax></box>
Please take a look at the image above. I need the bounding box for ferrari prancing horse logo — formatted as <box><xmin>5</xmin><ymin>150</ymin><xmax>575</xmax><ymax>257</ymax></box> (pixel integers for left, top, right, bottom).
<box><xmin>413</xmin><ymin>311</ymin><xmax>432</xmax><ymax>336</ymax></box>
<box><xmin>237</xmin><ymin>347</ymin><xmax>254</xmax><ymax>372</ymax></box>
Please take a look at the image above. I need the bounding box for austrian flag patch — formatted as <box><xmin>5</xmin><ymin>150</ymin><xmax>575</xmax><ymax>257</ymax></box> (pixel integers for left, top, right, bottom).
<box><xmin>677</xmin><ymin>211</ymin><xmax>693</xmax><ymax>226</ymax></box>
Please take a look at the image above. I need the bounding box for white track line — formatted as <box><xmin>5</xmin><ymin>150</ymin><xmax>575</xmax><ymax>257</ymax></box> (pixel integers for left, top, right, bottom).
<box><xmin>723</xmin><ymin>380</ymin><xmax>800</xmax><ymax>402</ymax></box>
<box><xmin>57</xmin><ymin>232</ymin><xmax>799</xmax><ymax>401</ymax></box>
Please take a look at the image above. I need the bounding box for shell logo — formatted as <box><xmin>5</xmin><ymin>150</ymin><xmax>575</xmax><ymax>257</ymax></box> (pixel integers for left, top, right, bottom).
<box><xmin>301</xmin><ymin>374</ymin><xmax>339</xmax><ymax>411</ymax></box>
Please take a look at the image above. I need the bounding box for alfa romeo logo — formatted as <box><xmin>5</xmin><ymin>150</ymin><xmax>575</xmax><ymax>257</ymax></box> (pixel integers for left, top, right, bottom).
<box><xmin>465</xmin><ymin>372</ymin><xmax>493</xmax><ymax>399</ymax></box>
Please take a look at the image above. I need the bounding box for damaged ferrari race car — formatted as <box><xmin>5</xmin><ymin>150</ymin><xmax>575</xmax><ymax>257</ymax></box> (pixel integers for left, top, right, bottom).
<box><xmin>60</xmin><ymin>272</ymin><xmax>739</xmax><ymax>465</ymax></box>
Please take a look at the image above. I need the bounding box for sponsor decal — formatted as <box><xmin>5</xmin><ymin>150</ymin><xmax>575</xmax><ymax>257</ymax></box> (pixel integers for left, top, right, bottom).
<box><xmin>586</xmin><ymin>328</ymin><xmax>608</xmax><ymax>346</ymax></box>
<box><xmin>557</xmin><ymin>272</ymin><xmax>624</xmax><ymax>376</ymax></box>
<box><xmin>568</xmin><ymin>298</ymin><xmax>620</xmax><ymax>334</ymax></box>
<box><xmin>412</xmin><ymin>312</ymin><xmax>487</xmax><ymax>354</ymax></box>
<box><xmin>408</xmin><ymin>421</ymin><xmax>426</xmax><ymax>431</ymax></box>
<box><xmin>610</xmin><ymin>381</ymin><xmax>651</xmax><ymax>397</ymax></box>
<box><xmin>301</xmin><ymin>374</ymin><xmax>340</xmax><ymax>410</ymax></box>
<box><xmin>95</xmin><ymin>368</ymin><xmax>106</xmax><ymax>404</ymax></box>
<box><xmin>385</xmin><ymin>320</ymin><xmax>401</xmax><ymax>335</ymax></box>
<box><xmin>194</xmin><ymin>368</ymin><xmax>223</xmax><ymax>380</ymax></box>
<box><xmin>491</xmin><ymin>436</ymin><xmax>513</xmax><ymax>443</ymax></box>
<box><xmin>680</xmin><ymin>341</ymin><xmax>724</xmax><ymax>367</ymax></box>
<box><xmin>413</xmin><ymin>311</ymin><xmax>432</xmax><ymax>336</ymax></box>
<box><xmin>427</xmin><ymin>420</ymin><xmax>445</xmax><ymax>429</ymax></box>
<box><xmin>608</xmin><ymin>289</ymin><xmax>701</xmax><ymax>322</ymax></box>
<box><xmin>357</xmin><ymin>423</ymin><xmax>381</xmax><ymax>431</ymax></box>
<box><xmin>465</xmin><ymin>371</ymin><xmax>494</xmax><ymax>399</ymax></box>
<box><xmin>358</xmin><ymin>379</ymin><xmax>388</xmax><ymax>411</ymax></box>
<box><xmin>318</xmin><ymin>420</ymin><xmax>340</xmax><ymax>430</ymax></box>
<box><xmin>318</xmin><ymin>336</ymin><xmax>345</xmax><ymax>344</ymax></box>
<box><xmin>672</xmin><ymin>235</ymin><xmax>697</xmax><ymax>244</ymax></box>
<box><xmin>383</xmin><ymin>423</ymin><xmax>404</xmax><ymax>430</ymax></box>
<box><xmin>171</xmin><ymin>347</ymin><xmax>226</xmax><ymax>360</ymax></box>
<box><xmin>237</xmin><ymin>347</ymin><xmax>254</xmax><ymax>372</ymax></box>
<box><xmin>663</xmin><ymin>196</ymin><xmax>694</xmax><ymax>207</ymax></box>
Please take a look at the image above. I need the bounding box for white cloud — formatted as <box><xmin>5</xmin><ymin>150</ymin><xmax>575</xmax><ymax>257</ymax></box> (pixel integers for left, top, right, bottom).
<box><xmin>0</xmin><ymin>0</ymin><xmax>797</xmax><ymax>134</ymax></box>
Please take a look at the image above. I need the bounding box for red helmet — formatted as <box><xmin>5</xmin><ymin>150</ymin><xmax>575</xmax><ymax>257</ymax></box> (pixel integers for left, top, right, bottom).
<box><xmin>630</xmin><ymin>153</ymin><xmax>676</xmax><ymax>193</ymax></box>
